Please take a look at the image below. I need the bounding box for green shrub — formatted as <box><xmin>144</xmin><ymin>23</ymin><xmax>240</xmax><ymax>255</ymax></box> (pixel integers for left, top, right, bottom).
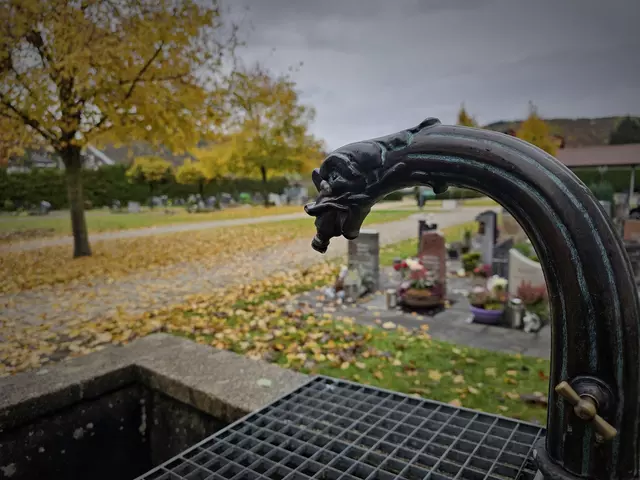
<box><xmin>0</xmin><ymin>165</ymin><xmax>290</xmax><ymax>209</ymax></box>
<box><xmin>3</xmin><ymin>199</ymin><xmax>15</xmax><ymax>211</ymax></box>
<box><xmin>588</xmin><ymin>181</ymin><xmax>614</xmax><ymax>203</ymax></box>
<box><xmin>462</xmin><ymin>251</ymin><xmax>481</xmax><ymax>272</ymax></box>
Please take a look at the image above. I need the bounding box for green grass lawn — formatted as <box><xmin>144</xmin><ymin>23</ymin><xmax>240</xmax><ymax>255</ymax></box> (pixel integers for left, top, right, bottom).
<box><xmin>462</xmin><ymin>197</ymin><xmax>499</xmax><ymax>207</ymax></box>
<box><xmin>379</xmin><ymin>220</ymin><xmax>478</xmax><ymax>265</ymax></box>
<box><xmin>0</xmin><ymin>205</ymin><xmax>306</xmax><ymax>236</ymax></box>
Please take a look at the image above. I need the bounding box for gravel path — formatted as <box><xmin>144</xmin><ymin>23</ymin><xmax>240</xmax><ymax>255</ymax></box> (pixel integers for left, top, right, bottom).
<box><xmin>0</xmin><ymin>200</ymin><xmax>417</xmax><ymax>253</ymax></box>
<box><xmin>0</xmin><ymin>208</ymin><xmax>493</xmax><ymax>338</ymax></box>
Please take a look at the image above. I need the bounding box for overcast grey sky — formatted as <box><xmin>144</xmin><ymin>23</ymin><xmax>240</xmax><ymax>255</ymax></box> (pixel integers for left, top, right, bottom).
<box><xmin>227</xmin><ymin>0</ymin><xmax>640</xmax><ymax>150</ymax></box>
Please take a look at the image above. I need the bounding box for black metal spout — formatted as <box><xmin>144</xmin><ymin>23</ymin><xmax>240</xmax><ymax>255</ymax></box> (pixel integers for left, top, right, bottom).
<box><xmin>305</xmin><ymin>118</ymin><xmax>640</xmax><ymax>480</ymax></box>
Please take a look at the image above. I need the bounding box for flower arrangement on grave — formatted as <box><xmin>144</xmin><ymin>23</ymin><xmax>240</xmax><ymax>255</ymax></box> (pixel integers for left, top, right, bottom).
<box><xmin>472</xmin><ymin>263</ymin><xmax>492</xmax><ymax>278</ymax></box>
<box><xmin>394</xmin><ymin>258</ymin><xmax>444</xmax><ymax>307</ymax></box>
<box><xmin>468</xmin><ymin>275</ymin><xmax>508</xmax><ymax>324</ymax></box>
<box><xmin>516</xmin><ymin>281</ymin><xmax>549</xmax><ymax>330</ymax></box>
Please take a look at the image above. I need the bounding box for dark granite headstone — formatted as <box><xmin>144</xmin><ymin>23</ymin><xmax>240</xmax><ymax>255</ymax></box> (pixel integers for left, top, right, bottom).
<box><xmin>418</xmin><ymin>231</ymin><xmax>447</xmax><ymax>301</ymax></box>
<box><xmin>347</xmin><ymin>229</ymin><xmax>380</xmax><ymax>292</ymax></box>
<box><xmin>418</xmin><ymin>220</ymin><xmax>438</xmax><ymax>251</ymax></box>
<box><xmin>492</xmin><ymin>238</ymin><xmax>514</xmax><ymax>278</ymax></box>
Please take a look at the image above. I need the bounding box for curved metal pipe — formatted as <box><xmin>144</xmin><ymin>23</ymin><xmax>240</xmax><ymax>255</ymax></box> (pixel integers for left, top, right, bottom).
<box><xmin>304</xmin><ymin>119</ymin><xmax>640</xmax><ymax>480</ymax></box>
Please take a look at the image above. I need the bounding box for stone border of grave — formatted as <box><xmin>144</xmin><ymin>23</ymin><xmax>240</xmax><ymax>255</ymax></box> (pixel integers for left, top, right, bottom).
<box><xmin>0</xmin><ymin>334</ymin><xmax>308</xmax><ymax>432</ymax></box>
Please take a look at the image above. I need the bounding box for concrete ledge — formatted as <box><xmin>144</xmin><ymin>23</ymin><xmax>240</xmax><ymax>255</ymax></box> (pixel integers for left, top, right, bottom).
<box><xmin>0</xmin><ymin>333</ymin><xmax>309</xmax><ymax>431</ymax></box>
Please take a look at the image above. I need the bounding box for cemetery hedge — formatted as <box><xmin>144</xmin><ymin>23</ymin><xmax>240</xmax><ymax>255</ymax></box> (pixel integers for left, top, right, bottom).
<box><xmin>432</xmin><ymin>168</ymin><xmax>634</xmax><ymax>201</ymax></box>
<box><xmin>0</xmin><ymin>166</ymin><xmax>289</xmax><ymax>210</ymax></box>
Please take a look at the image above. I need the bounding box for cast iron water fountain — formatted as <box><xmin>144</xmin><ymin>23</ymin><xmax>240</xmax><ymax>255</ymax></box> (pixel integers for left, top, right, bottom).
<box><xmin>140</xmin><ymin>119</ymin><xmax>639</xmax><ymax>480</ymax></box>
<box><xmin>305</xmin><ymin>118</ymin><xmax>640</xmax><ymax>480</ymax></box>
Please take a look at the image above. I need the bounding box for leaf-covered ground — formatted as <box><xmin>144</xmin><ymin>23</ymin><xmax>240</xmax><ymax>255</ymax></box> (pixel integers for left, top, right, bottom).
<box><xmin>0</xmin><ymin>210</ymin><xmax>414</xmax><ymax>294</ymax></box>
<box><xmin>0</xmin><ymin>253</ymin><xmax>549</xmax><ymax>424</ymax></box>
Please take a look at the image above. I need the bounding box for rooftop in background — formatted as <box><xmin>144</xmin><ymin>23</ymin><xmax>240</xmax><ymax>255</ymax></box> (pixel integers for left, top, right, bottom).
<box><xmin>556</xmin><ymin>143</ymin><xmax>640</xmax><ymax>168</ymax></box>
<box><xmin>485</xmin><ymin>116</ymin><xmax>623</xmax><ymax>148</ymax></box>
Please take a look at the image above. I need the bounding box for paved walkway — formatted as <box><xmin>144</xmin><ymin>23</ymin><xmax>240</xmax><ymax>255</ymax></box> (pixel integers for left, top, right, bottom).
<box><xmin>0</xmin><ymin>200</ymin><xmax>424</xmax><ymax>253</ymax></box>
<box><xmin>1</xmin><ymin>208</ymin><xmax>493</xmax><ymax>336</ymax></box>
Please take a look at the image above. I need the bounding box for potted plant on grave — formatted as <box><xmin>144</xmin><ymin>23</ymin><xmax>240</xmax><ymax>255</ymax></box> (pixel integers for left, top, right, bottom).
<box><xmin>468</xmin><ymin>275</ymin><xmax>508</xmax><ymax>325</ymax></box>
<box><xmin>461</xmin><ymin>252</ymin><xmax>481</xmax><ymax>274</ymax></box>
<box><xmin>394</xmin><ymin>258</ymin><xmax>444</xmax><ymax>308</ymax></box>
<box><xmin>516</xmin><ymin>281</ymin><xmax>549</xmax><ymax>332</ymax></box>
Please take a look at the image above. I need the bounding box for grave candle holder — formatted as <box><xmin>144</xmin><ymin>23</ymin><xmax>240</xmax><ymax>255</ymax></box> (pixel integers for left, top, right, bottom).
<box><xmin>305</xmin><ymin>118</ymin><xmax>640</xmax><ymax>480</ymax></box>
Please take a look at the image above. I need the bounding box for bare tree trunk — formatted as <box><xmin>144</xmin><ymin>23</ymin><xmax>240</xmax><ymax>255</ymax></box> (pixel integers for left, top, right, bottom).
<box><xmin>61</xmin><ymin>145</ymin><xmax>91</xmax><ymax>258</ymax></box>
<box><xmin>260</xmin><ymin>165</ymin><xmax>269</xmax><ymax>207</ymax></box>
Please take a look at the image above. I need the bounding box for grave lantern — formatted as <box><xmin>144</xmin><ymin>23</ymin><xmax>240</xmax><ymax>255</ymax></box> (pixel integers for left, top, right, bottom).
<box><xmin>305</xmin><ymin>118</ymin><xmax>640</xmax><ymax>480</ymax></box>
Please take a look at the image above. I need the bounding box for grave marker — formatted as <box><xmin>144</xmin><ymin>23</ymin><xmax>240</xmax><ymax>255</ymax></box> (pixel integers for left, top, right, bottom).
<box><xmin>418</xmin><ymin>218</ymin><xmax>437</xmax><ymax>252</ymax></box>
<box><xmin>418</xmin><ymin>231</ymin><xmax>447</xmax><ymax>302</ymax></box>
<box><xmin>347</xmin><ymin>229</ymin><xmax>380</xmax><ymax>292</ymax></box>
<box><xmin>507</xmin><ymin>248</ymin><xmax>545</xmax><ymax>297</ymax></box>
<box><xmin>475</xmin><ymin>210</ymin><xmax>497</xmax><ymax>265</ymax></box>
<box><xmin>127</xmin><ymin>201</ymin><xmax>141</xmax><ymax>213</ymax></box>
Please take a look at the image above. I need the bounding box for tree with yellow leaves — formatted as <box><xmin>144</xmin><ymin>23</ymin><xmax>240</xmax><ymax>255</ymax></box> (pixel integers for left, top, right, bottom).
<box><xmin>0</xmin><ymin>0</ymin><xmax>237</xmax><ymax>256</ymax></box>
<box><xmin>126</xmin><ymin>156</ymin><xmax>173</xmax><ymax>197</ymax></box>
<box><xmin>226</xmin><ymin>63</ymin><xmax>324</xmax><ymax>205</ymax></box>
<box><xmin>516</xmin><ymin>102</ymin><xmax>558</xmax><ymax>155</ymax></box>
<box><xmin>175</xmin><ymin>159</ymin><xmax>207</xmax><ymax>196</ymax></box>
<box><xmin>457</xmin><ymin>104</ymin><xmax>478</xmax><ymax>128</ymax></box>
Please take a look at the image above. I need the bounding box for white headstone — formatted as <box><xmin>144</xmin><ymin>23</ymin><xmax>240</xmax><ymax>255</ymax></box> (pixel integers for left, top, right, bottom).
<box><xmin>508</xmin><ymin>248</ymin><xmax>545</xmax><ymax>297</ymax></box>
<box><xmin>127</xmin><ymin>201</ymin><xmax>141</xmax><ymax>213</ymax></box>
<box><xmin>268</xmin><ymin>193</ymin><xmax>282</xmax><ymax>206</ymax></box>
<box><xmin>441</xmin><ymin>199</ymin><xmax>457</xmax><ymax>210</ymax></box>
<box><xmin>348</xmin><ymin>229</ymin><xmax>380</xmax><ymax>292</ymax></box>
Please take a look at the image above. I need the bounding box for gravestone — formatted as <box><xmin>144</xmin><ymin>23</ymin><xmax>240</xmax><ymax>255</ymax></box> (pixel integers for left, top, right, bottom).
<box><xmin>475</xmin><ymin>210</ymin><xmax>497</xmax><ymax>265</ymax></box>
<box><xmin>39</xmin><ymin>200</ymin><xmax>52</xmax><ymax>215</ymax></box>
<box><xmin>220</xmin><ymin>193</ymin><xmax>233</xmax><ymax>206</ymax></box>
<box><xmin>418</xmin><ymin>218</ymin><xmax>437</xmax><ymax>250</ymax></box>
<box><xmin>623</xmin><ymin>220</ymin><xmax>640</xmax><ymax>242</ymax></box>
<box><xmin>347</xmin><ymin>229</ymin><xmax>380</xmax><ymax>292</ymax></box>
<box><xmin>492</xmin><ymin>238</ymin><xmax>514</xmax><ymax>278</ymax></box>
<box><xmin>268</xmin><ymin>193</ymin><xmax>282</xmax><ymax>206</ymax></box>
<box><xmin>127</xmin><ymin>201</ymin><xmax>141</xmax><ymax>213</ymax></box>
<box><xmin>507</xmin><ymin>248</ymin><xmax>545</xmax><ymax>297</ymax></box>
<box><xmin>206</xmin><ymin>196</ymin><xmax>217</xmax><ymax>208</ymax></box>
<box><xmin>418</xmin><ymin>231</ymin><xmax>447</xmax><ymax>302</ymax></box>
<box><xmin>441</xmin><ymin>199</ymin><xmax>457</xmax><ymax>210</ymax></box>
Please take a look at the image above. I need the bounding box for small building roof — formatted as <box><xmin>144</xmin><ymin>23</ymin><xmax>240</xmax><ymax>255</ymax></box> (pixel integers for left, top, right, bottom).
<box><xmin>555</xmin><ymin>143</ymin><xmax>640</xmax><ymax>168</ymax></box>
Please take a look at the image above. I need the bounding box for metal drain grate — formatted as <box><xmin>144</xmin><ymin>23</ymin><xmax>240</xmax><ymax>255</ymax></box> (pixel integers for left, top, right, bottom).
<box><xmin>138</xmin><ymin>376</ymin><xmax>544</xmax><ymax>480</ymax></box>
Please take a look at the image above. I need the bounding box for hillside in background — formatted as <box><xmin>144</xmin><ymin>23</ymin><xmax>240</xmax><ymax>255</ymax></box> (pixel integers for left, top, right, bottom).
<box><xmin>484</xmin><ymin>116</ymin><xmax>625</xmax><ymax>148</ymax></box>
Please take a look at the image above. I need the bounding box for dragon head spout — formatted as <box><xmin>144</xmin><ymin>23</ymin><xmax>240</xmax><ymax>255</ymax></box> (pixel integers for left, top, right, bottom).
<box><xmin>304</xmin><ymin>150</ymin><xmax>375</xmax><ymax>253</ymax></box>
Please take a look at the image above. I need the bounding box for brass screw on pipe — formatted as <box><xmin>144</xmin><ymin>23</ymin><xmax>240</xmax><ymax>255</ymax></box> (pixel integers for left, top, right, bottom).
<box><xmin>555</xmin><ymin>381</ymin><xmax>618</xmax><ymax>441</ymax></box>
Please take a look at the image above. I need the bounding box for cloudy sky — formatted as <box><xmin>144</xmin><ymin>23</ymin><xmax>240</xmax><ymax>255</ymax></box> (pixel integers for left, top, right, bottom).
<box><xmin>227</xmin><ymin>0</ymin><xmax>640</xmax><ymax>150</ymax></box>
